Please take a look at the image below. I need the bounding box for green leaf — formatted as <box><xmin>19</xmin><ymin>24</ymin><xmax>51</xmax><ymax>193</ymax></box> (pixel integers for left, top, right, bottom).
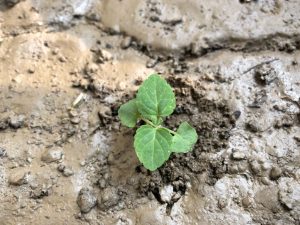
<box><xmin>171</xmin><ymin>122</ymin><xmax>198</xmax><ymax>153</ymax></box>
<box><xmin>134</xmin><ymin>125</ymin><xmax>172</xmax><ymax>171</ymax></box>
<box><xmin>136</xmin><ymin>74</ymin><xmax>175</xmax><ymax>125</ymax></box>
<box><xmin>118</xmin><ymin>99</ymin><xmax>139</xmax><ymax>128</ymax></box>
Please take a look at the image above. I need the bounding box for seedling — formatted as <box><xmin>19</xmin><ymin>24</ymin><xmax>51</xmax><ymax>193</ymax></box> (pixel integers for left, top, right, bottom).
<box><xmin>118</xmin><ymin>74</ymin><xmax>198</xmax><ymax>171</ymax></box>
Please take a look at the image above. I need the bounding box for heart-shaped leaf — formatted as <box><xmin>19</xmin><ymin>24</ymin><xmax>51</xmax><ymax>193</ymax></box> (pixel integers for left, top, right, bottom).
<box><xmin>134</xmin><ymin>125</ymin><xmax>172</xmax><ymax>171</ymax></box>
<box><xmin>136</xmin><ymin>74</ymin><xmax>175</xmax><ymax>125</ymax></box>
<box><xmin>118</xmin><ymin>99</ymin><xmax>139</xmax><ymax>128</ymax></box>
<box><xmin>171</xmin><ymin>122</ymin><xmax>198</xmax><ymax>153</ymax></box>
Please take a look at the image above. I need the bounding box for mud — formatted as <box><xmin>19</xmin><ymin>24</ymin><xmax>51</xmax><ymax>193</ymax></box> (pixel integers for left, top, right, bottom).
<box><xmin>0</xmin><ymin>0</ymin><xmax>300</xmax><ymax>225</ymax></box>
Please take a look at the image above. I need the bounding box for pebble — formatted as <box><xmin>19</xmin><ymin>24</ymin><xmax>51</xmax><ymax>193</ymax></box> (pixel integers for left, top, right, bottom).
<box><xmin>242</xmin><ymin>197</ymin><xmax>252</xmax><ymax>208</ymax></box>
<box><xmin>28</xmin><ymin>68</ymin><xmax>35</xmax><ymax>74</ymax></box>
<box><xmin>146</xmin><ymin>58</ymin><xmax>157</xmax><ymax>68</ymax></box>
<box><xmin>99</xmin><ymin>187</ymin><xmax>119</xmax><ymax>209</ymax></box>
<box><xmin>232</xmin><ymin>151</ymin><xmax>246</xmax><ymax>160</ymax></box>
<box><xmin>86</xmin><ymin>12</ymin><xmax>101</xmax><ymax>21</ymax></box>
<box><xmin>99</xmin><ymin>49</ymin><xmax>113</xmax><ymax>61</ymax></box>
<box><xmin>249</xmin><ymin>160</ymin><xmax>261</xmax><ymax>175</ymax></box>
<box><xmin>57</xmin><ymin>164</ymin><xmax>74</xmax><ymax>177</ymax></box>
<box><xmin>261</xmin><ymin>177</ymin><xmax>271</xmax><ymax>185</ymax></box>
<box><xmin>120</xmin><ymin>36</ymin><xmax>132</xmax><ymax>49</ymax></box>
<box><xmin>77</xmin><ymin>188</ymin><xmax>97</xmax><ymax>213</ymax></box>
<box><xmin>70</xmin><ymin>117</ymin><xmax>80</xmax><ymax>124</ymax></box>
<box><xmin>98</xmin><ymin>105</ymin><xmax>111</xmax><ymax>118</ymax></box>
<box><xmin>254</xmin><ymin>63</ymin><xmax>277</xmax><ymax>85</ymax></box>
<box><xmin>159</xmin><ymin>185</ymin><xmax>174</xmax><ymax>203</ymax></box>
<box><xmin>0</xmin><ymin>147</ymin><xmax>6</xmax><ymax>157</ymax></box>
<box><xmin>41</xmin><ymin>148</ymin><xmax>63</xmax><ymax>163</ymax></box>
<box><xmin>269</xmin><ymin>167</ymin><xmax>282</xmax><ymax>180</ymax></box>
<box><xmin>85</xmin><ymin>62</ymin><xmax>99</xmax><ymax>75</ymax></box>
<box><xmin>218</xmin><ymin>198</ymin><xmax>228</xmax><ymax>209</ymax></box>
<box><xmin>116</xmin><ymin>81</ymin><xmax>126</xmax><ymax>91</ymax></box>
<box><xmin>9</xmin><ymin>114</ymin><xmax>25</xmax><ymax>129</ymax></box>
<box><xmin>245</xmin><ymin>120</ymin><xmax>262</xmax><ymax>133</ymax></box>
<box><xmin>279</xmin><ymin>191</ymin><xmax>294</xmax><ymax>210</ymax></box>
<box><xmin>9</xmin><ymin>170</ymin><xmax>31</xmax><ymax>186</ymax></box>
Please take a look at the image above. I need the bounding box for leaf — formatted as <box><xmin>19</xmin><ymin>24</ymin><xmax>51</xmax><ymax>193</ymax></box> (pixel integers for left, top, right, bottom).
<box><xmin>134</xmin><ymin>125</ymin><xmax>172</xmax><ymax>171</ymax></box>
<box><xmin>136</xmin><ymin>74</ymin><xmax>175</xmax><ymax>124</ymax></box>
<box><xmin>118</xmin><ymin>99</ymin><xmax>139</xmax><ymax>128</ymax></box>
<box><xmin>171</xmin><ymin>122</ymin><xmax>198</xmax><ymax>153</ymax></box>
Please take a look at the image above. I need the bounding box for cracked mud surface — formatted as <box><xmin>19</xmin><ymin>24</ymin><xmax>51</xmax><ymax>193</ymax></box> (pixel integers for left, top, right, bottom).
<box><xmin>0</xmin><ymin>0</ymin><xmax>300</xmax><ymax>224</ymax></box>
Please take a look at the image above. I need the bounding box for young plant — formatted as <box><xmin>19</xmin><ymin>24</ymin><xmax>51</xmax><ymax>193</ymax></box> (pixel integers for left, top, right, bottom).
<box><xmin>118</xmin><ymin>74</ymin><xmax>198</xmax><ymax>171</ymax></box>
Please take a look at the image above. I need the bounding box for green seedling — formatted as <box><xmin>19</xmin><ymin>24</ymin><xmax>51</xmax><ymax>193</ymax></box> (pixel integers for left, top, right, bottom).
<box><xmin>118</xmin><ymin>74</ymin><xmax>198</xmax><ymax>171</ymax></box>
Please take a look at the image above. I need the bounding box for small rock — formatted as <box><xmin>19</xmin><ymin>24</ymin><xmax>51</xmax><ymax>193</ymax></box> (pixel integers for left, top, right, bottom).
<box><xmin>279</xmin><ymin>191</ymin><xmax>294</xmax><ymax>210</ymax></box>
<box><xmin>232</xmin><ymin>150</ymin><xmax>246</xmax><ymax>160</ymax></box>
<box><xmin>77</xmin><ymin>188</ymin><xmax>97</xmax><ymax>213</ymax></box>
<box><xmin>99</xmin><ymin>49</ymin><xmax>113</xmax><ymax>61</ymax></box>
<box><xmin>58</xmin><ymin>55</ymin><xmax>67</xmax><ymax>63</ymax></box>
<box><xmin>116</xmin><ymin>81</ymin><xmax>126</xmax><ymax>91</ymax></box>
<box><xmin>85</xmin><ymin>62</ymin><xmax>99</xmax><ymax>75</ymax></box>
<box><xmin>270</xmin><ymin>167</ymin><xmax>282</xmax><ymax>180</ymax></box>
<box><xmin>245</xmin><ymin>120</ymin><xmax>262</xmax><ymax>133</ymax></box>
<box><xmin>146</xmin><ymin>58</ymin><xmax>157</xmax><ymax>68</ymax></box>
<box><xmin>98</xmin><ymin>105</ymin><xmax>111</xmax><ymax>118</ymax></box>
<box><xmin>249</xmin><ymin>160</ymin><xmax>261</xmax><ymax>175</ymax></box>
<box><xmin>159</xmin><ymin>185</ymin><xmax>174</xmax><ymax>203</ymax></box>
<box><xmin>261</xmin><ymin>177</ymin><xmax>271</xmax><ymax>185</ymax></box>
<box><xmin>9</xmin><ymin>114</ymin><xmax>25</xmax><ymax>129</ymax></box>
<box><xmin>0</xmin><ymin>118</ymin><xmax>9</xmax><ymax>130</ymax></box>
<box><xmin>120</xmin><ymin>36</ymin><xmax>132</xmax><ymax>49</ymax></box>
<box><xmin>68</xmin><ymin>109</ymin><xmax>78</xmax><ymax>118</ymax></box>
<box><xmin>30</xmin><ymin>184</ymin><xmax>50</xmax><ymax>199</ymax></box>
<box><xmin>254</xmin><ymin>63</ymin><xmax>277</xmax><ymax>85</ymax></box>
<box><xmin>228</xmin><ymin>163</ymin><xmax>239</xmax><ymax>174</ymax></box>
<box><xmin>70</xmin><ymin>117</ymin><xmax>80</xmax><ymax>124</ymax></box>
<box><xmin>218</xmin><ymin>198</ymin><xmax>228</xmax><ymax>209</ymax></box>
<box><xmin>28</xmin><ymin>68</ymin><xmax>35</xmax><ymax>74</ymax></box>
<box><xmin>0</xmin><ymin>147</ymin><xmax>6</xmax><ymax>157</ymax></box>
<box><xmin>57</xmin><ymin>164</ymin><xmax>65</xmax><ymax>172</ymax></box>
<box><xmin>41</xmin><ymin>148</ymin><xmax>63</xmax><ymax>163</ymax></box>
<box><xmin>242</xmin><ymin>197</ymin><xmax>252</xmax><ymax>208</ymax></box>
<box><xmin>62</xmin><ymin>167</ymin><xmax>74</xmax><ymax>177</ymax></box>
<box><xmin>99</xmin><ymin>187</ymin><xmax>119</xmax><ymax>209</ymax></box>
<box><xmin>9</xmin><ymin>170</ymin><xmax>30</xmax><ymax>186</ymax></box>
<box><xmin>86</xmin><ymin>12</ymin><xmax>101</xmax><ymax>21</ymax></box>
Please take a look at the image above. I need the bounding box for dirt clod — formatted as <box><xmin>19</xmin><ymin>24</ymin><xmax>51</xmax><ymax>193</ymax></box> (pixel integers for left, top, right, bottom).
<box><xmin>9</xmin><ymin>114</ymin><xmax>26</xmax><ymax>129</ymax></box>
<box><xmin>41</xmin><ymin>148</ymin><xmax>63</xmax><ymax>163</ymax></box>
<box><xmin>99</xmin><ymin>187</ymin><xmax>120</xmax><ymax>210</ymax></box>
<box><xmin>77</xmin><ymin>188</ymin><xmax>97</xmax><ymax>213</ymax></box>
<box><xmin>8</xmin><ymin>170</ymin><xmax>30</xmax><ymax>186</ymax></box>
<box><xmin>270</xmin><ymin>166</ymin><xmax>282</xmax><ymax>180</ymax></box>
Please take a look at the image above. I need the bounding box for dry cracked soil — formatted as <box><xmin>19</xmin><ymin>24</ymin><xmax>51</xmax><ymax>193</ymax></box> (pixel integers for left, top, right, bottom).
<box><xmin>0</xmin><ymin>0</ymin><xmax>300</xmax><ymax>225</ymax></box>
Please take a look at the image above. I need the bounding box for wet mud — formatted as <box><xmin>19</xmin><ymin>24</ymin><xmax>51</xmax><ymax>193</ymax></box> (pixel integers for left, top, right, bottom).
<box><xmin>0</xmin><ymin>0</ymin><xmax>299</xmax><ymax>225</ymax></box>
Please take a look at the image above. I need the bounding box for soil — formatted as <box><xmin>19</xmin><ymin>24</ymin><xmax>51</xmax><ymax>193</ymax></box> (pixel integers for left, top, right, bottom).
<box><xmin>0</xmin><ymin>0</ymin><xmax>300</xmax><ymax>225</ymax></box>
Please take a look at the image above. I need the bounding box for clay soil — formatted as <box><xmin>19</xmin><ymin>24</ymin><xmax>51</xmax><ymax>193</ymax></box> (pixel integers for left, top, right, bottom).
<box><xmin>0</xmin><ymin>0</ymin><xmax>299</xmax><ymax>225</ymax></box>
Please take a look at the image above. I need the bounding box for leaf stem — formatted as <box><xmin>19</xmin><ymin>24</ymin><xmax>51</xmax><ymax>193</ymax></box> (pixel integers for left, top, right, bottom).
<box><xmin>158</xmin><ymin>126</ymin><xmax>177</xmax><ymax>135</ymax></box>
<box><xmin>141</xmin><ymin>117</ymin><xmax>155</xmax><ymax>127</ymax></box>
<box><xmin>140</xmin><ymin>117</ymin><xmax>177</xmax><ymax>135</ymax></box>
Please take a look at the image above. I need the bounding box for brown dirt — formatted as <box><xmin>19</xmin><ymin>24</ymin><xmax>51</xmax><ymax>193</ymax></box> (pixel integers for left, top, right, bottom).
<box><xmin>0</xmin><ymin>0</ymin><xmax>300</xmax><ymax>225</ymax></box>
